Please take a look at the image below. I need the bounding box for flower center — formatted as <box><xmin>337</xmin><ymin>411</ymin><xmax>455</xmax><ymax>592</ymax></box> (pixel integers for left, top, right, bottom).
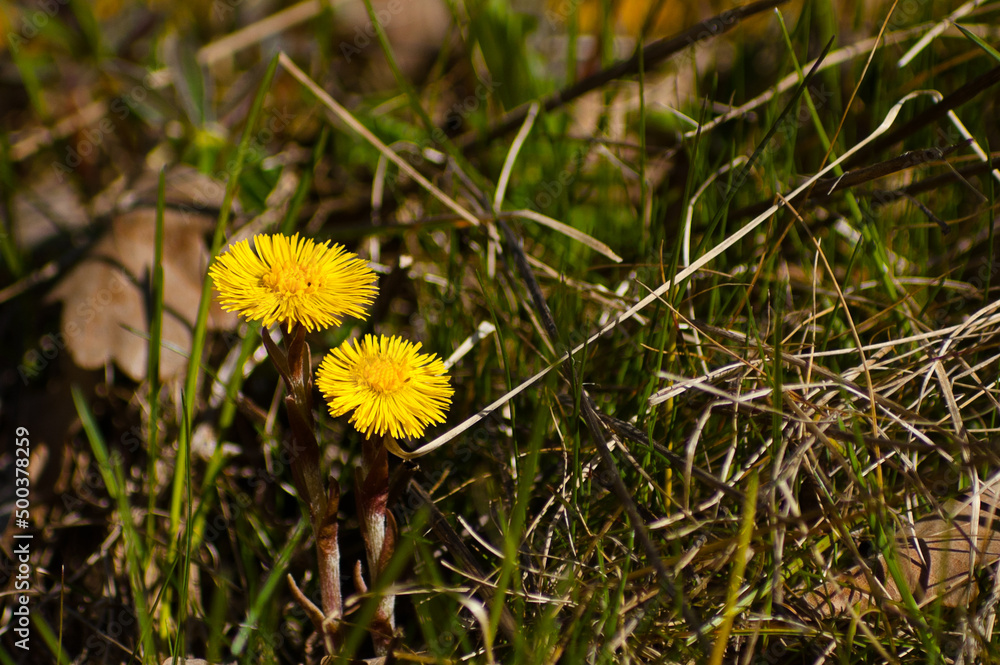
<box><xmin>361</xmin><ymin>357</ymin><xmax>406</xmax><ymax>394</ymax></box>
<box><xmin>262</xmin><ymin>261</ymin><xmax>320</xmax><ymax>297</ymax></box>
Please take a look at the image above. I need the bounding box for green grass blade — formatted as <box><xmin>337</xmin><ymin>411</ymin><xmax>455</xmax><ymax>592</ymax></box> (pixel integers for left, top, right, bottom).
<box><xmin>146</xmin><ymin>169</ymin><xmax>166</xmax><ymax>557</ymax></box>
<box><xmin>30</xmin><ymin>614</ymin><xmax>71</xmax><ymax>665</ymax></box>
<box><xmin>360</xmin><ymin>0</ymin><xmax>436</xmax><ymax>136</ymax></box>
<box><xmin>708</xmin><ymin>470</ymin><xmax>758</xmax><ymax>665</ymax></box>
<box><xmin>0</xmin><ymin>134</ymin><xmax>22</xmax><ymax>277</ymax></box>
<box><xmin>954</xmin><ymin>23</ymin><xmax>1000</xmax><ymax>64</ymax></box>
<box><xmin>172</xmin><ymin>51</ymin><xmax>280</xmax><ymax>551</ymax></box>
<box><xmin>72</xmin><ymin>385</ymin><xmax>157</xmax><ymax>662</ymax></box>
<box><xmin>231</xmin><ymin>517</ymin><xmax>309</xmax><ymax>655</ymax></box>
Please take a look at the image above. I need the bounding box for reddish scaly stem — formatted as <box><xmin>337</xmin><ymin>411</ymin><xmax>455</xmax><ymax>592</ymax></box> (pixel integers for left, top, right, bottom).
<box><xmin>265</xmin><ymin>324</ymin><xmax>343</xmax><ymax>653</ymax></box>
<box><xmin>356</xmin><ymin>433</ymin><xmax>396</xmax><ymax>654</ymax></box>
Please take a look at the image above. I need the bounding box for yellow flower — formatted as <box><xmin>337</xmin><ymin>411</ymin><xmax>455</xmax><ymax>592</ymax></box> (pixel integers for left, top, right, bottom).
<box><xmin>316</xmin><ymin>335</ymin><xmax>453</xmax><ymax>440</ymax></box>
<box><xmin>208</xmin><ymin>233</ymin><xmax>377</xmax><ymax>332</ymax></box>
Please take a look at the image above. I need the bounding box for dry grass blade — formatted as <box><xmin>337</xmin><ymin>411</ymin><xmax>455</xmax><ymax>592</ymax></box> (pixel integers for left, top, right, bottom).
<box><xmin>197</xmin><ymin>0</ymin><xmax>336</xmax><ymax>67</ymax></box>
<box><xmin>277</xmin><ymin>52</ymin><xmax>481</xmax><ymax>227</ymax></box>
<box><xmin>472</xmin><ymin>0</ymin><xmax>790</xmax><ymax>146</ymax></box>
<box><xmin>683</xmin><ymin>22</ymin><xmax>932</xmax><ymax>139</ymax></box>
<box><xmin>816</xmin><ymin>141</ymin><xmax>970</xmax><ymax>194</ymax></box>
<box><xmin>897</xmin><ymin>0</ymin><xmax>989</xmax><ymax>68</ymax></box>
<box><xmin>409</xmin><ymin>89</ymin><xmax>933</xmax><ymax>458</ymax></box>
<box><xmin>810</xmin><ymin>236</ymin><xmax>880</xmax><ymax>442</ymax></box>
<box><xmin>405</xmin><ymin>480</ymin><xmax>519</xmax><ymax>643</ymax></box>
<box><xmin>498</xmin><ymin>210</ymin><xmax>622</xmax><ymax>262</ymax></box>
<box><xmin>487</xmin><ymin>211</ymin><xmax>710</xmax><ymax>645</ymax></box>
<box><xmin>853</xmin><ymin>64</ymin><xmax>1000</xmax><ymax>166</ymax></box>
<box><xmin>493</xmin><ymin>102</ymin><xmax>539</xmax><ymax>215</ymax></box>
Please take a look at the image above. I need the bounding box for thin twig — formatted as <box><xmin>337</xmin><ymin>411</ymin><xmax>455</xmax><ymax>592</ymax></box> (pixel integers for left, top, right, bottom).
<box><xmin>463</xmin><ymin>0</ymin><xmax>790</xmax><ymax>148</ymax></box>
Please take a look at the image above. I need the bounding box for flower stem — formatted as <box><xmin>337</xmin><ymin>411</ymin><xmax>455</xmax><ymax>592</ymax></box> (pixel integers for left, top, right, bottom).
<box><xmin>265</xmin><ymin>324</ymin><xmax>343</xmax><ymax>653</ymax></box>
<box><xmin>316</xmin><ymin>479</ymin><xmax>342</xmax><ymax>639</ymax></box>
<box><xmin>356</xmin><ymin>433</ymin><xmax>396</xmax><ymax>654</ymax></box>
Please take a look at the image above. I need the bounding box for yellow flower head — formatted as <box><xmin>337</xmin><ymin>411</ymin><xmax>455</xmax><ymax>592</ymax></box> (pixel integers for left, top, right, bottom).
<box><xmin>208</xmin><ymin>233</ymin><xmax>377</xmax><ymax>332</ymax></box>
<box><xmin>316</xmin><ymin>334</ymin><xmax>453</xmax><ymax>440</ymax></box>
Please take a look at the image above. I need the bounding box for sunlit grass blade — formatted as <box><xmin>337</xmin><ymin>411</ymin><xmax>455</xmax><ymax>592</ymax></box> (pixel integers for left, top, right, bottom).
<box><xmin>231</xmin><ymin>517</ymin><xmax>309</xmax><ymax>655</ymax></box>
<box><xmin>145</xmin><ymin>169</ymin><xmax>166</xmax><ymax>557</ymax></box>
<box><xmin>30</xmin><ymin>614</ymin><xmax>70</xmax><ymax>665</ymax></box>
<box><xmin>954</xmin><ymin>22</ymin><xmax>1000</xmax><ymax>64</ymax></box>
<box><xmin>71</xmin><ymin>385</ymin><xmax>157</xmax><ymax>662</ymax></box>
<box><xmin>172</xmin><ymin>51</ymin><xmax>281</xmax><ymax>554</ymax></box>
<box><xmin>708</xmin><ymin>470</ymin><xmax>758</xmax><ymax>665</ymax></box>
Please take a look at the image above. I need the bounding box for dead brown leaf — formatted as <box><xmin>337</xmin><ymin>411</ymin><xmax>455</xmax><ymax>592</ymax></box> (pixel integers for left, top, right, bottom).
<box><xmin>47</xmin><ymin>208</ymin><xmax>235</xmax><ymax>382</ymax></box>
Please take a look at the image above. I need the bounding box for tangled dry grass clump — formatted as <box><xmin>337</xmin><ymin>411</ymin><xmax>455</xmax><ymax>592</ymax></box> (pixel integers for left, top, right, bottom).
<box><xmin>637</xmin><ymin>293</ymin><xmax>1000</xmax><ymax>661</ymax></box>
